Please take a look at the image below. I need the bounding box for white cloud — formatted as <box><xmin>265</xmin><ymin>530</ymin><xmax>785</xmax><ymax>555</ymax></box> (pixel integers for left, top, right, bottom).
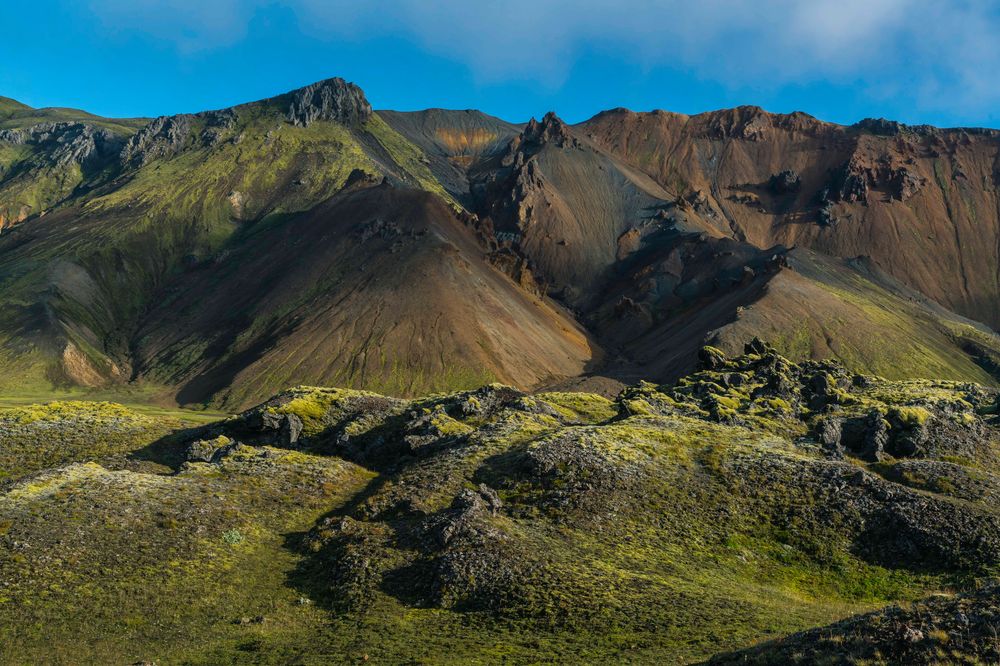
<box><xmin>86</xmin><ymin>0</ymin><xmax>1000</xmax><ymax>119</ymax></box>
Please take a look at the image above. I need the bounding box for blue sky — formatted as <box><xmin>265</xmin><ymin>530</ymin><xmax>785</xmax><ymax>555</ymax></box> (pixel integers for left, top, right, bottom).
<box><xmin>4</xmin><ymin>0</ymin><xmax>1000</xmax><ymax>128</ymax></box>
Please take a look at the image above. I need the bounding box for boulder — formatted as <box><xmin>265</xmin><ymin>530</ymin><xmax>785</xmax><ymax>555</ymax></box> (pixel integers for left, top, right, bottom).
<box><xmin>185</xmin><ymin>436</ymin><xmax>234</xmax><ymax>463</ymax></box>
<box><xmin>816</xmin><ymin>417</ymin><xmax>845</xmax><ymax>458</ymax></box>
<box><xmin>698</xmin><ymin>345</ymin><xmax>728</xmax><ymax>370</ymax></box>
<box><xmin>769</xmin><ymin>169</ymin><xmax>801</xmax><ymax>194</ymax></box>
<box><xmin>435</xmin><ymin>484</ymin><xmax>503</xmax><ymax>548</ymax></box>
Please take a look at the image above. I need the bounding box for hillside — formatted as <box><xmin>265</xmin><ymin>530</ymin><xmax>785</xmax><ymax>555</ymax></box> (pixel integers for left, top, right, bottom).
<box><xmin>134</xmin><ymin>179</ymin><xmax>594</xmax><ymax>408</ymax></box>
<box><xmin>2</xmin><ymin>345</ymin><xmax>999</xmax><ymax>662</ymax></box>
<box><xmin>0</xmin><ymin>79</ymin><xmax>597</xmax><ymax>406</ymax></box>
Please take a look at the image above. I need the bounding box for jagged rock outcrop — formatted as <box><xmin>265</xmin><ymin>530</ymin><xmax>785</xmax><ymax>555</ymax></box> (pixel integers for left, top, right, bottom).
<box><xmin>201</xmin><ymin>398</ymin><xmax>305</xmax><ymax>448</ymax></box>
<box><xmin>828</xmin><ymin>153</ymin><xmax>926</xmax><ymax>205</ymax></box>
<box><xmin>518</xmin><ymin>111</ymin><xmax>578</xmax><ymax>149</ymax></box>
<box><xmin>120</xmin><ymin>109</ymin><xmax>237</xmax><ymax>168</ymax></box>
<box><xmin>185</xmin><ymin>435</ymin><xmax>236</xmax><ymax>463</ymax></box>
<box><xmin>0</xmin><ymin>122</ymin><xmax>124</xmax><ymax>170</ymax></box>
<box><xmin>699</xmin><ymin>106</ymin><xmax>826</xmax><ymax>141</ymax></box>
<box><xmin>120</xmin><ymin>114</ymin><xmax>193</xmax><ymax>168</ymax></box>
<box><xmin>285</xmin><ymin>77</ymin><xmax>372</xmax><ymax>128</ymax></box>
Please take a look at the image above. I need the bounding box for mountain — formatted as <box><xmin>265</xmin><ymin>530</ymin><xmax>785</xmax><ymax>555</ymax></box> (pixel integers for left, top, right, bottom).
<box><xmin>134</xmin><ymin>179</ymin><xmax>593</xmax><ymax>407</ymax></box>
<box><xmin>0</xmin><ymin>78</ymin><xmax>998</xmax><ymax>410</ymax></box>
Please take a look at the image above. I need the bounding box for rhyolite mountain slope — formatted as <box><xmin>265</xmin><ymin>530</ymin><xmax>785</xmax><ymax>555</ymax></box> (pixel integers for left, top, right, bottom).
<box><xmin>2</xmin><ymin>343</ymin><xmax>999</xmax><ymax>663</ymax></box>
<box><xmin>0</xmin><ymin>77</ymin><xmax>999</xmax><ymax>408</ymax></box>
<box><xmin>134</xmin><ymin>179</ymin><xmax>593</xmax><ymax>408</ymax></box>
<box><xmin>580</xmin><ymin>107</ymin><xmax>1000</xmax><ymax>330</ymax></box>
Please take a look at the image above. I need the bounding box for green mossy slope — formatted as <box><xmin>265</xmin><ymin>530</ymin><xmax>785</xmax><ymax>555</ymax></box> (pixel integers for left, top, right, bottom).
<box><xmin>2</xmin><ymin>345</ymin><xmax>999</xmax><ymax>663</ymax></box>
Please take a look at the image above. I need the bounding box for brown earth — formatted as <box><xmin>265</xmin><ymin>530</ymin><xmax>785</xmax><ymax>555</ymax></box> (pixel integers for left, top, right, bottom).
<box><xmin>134</xmin><ymin>180</ymin><xmax>596</xmax><ymax>408</ymax></box>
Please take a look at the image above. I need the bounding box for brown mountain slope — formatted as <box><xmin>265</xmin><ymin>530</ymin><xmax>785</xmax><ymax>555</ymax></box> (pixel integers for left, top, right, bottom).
<box><xmin>134</xmin><ymin>179</ymin><xmax>596</xmax><ymax>409</ymax></box>
<box><xmin>579</xmin><ymin>107</ymin><xmax>1000</xmax><ymax>329</ymax></box>
<box><xmin>378</xmin><ymin>108</ymin><xmax>520</xmax><ymax>203</ymax></box>
<box><xmin>558</xmin><ymin>228</ymin><xmax>1000</xmax><ymax>392</ymax></box>
<box><xmin>381</xmin><ymin>108</ymin><xmax>1000</xmax><ymax>391</ymax></box>
<box><xmin>464</xmin><ymin>113</ymin><xmax>710</xmax><ymax>306</ymax></box>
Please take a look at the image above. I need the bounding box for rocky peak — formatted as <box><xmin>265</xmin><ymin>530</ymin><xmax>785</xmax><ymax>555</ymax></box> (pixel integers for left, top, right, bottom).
<box><xmin>853</xmin><ymin>117</ymin><xmax>945</xmax><ymax>137</ymax></box>
<box><xmin>699</xmin><ymin>106</ymin><xmax>826</xmax><ymax>141</ymax></box>
<box><xmin>854</xmin><ymin>117</ymin><xmax>909</xmax><ymax>136</ymax></box>
<box><xmin>285</xmin><ymin>77</ymin><xmax>372</xmax><ymax>128</ymax></box>
<box><xmin>522</xmin><ymin>111</ymin><xmax>576</xmax><ymax>148</ymax></box>
<box><xmin>494</xmin><ymin>111</ymin><xmax>577</xmax><ymax>170</ymax></box>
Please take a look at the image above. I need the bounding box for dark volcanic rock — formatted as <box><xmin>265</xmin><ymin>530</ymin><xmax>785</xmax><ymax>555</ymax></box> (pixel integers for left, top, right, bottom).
<box><xmin>121</xmin><ymin>109</ymin><xmax>239</xmax><ymax>167</ymax></box>
<box><xmin>0</xmin><ymin>122</ymin><xmax>124</xmax><ymax>171</ymax></box>
<box><xmin>425</xmin><ymin>484</ymin><xmax>524</xmax><ymax>611</ymax></box>
<box><xmin>432</xmin><ymin>484</ymin><xmax>503</xmax><ymax>548</ymax></box>
<box><xmin>285</xmin><ymin>77</ymin><xmax>372</xmax><ymax>128</ymax></box>
<box><xmin>185</xmin><ymin>437</ymin><xmax>233</xmax><ymax>463</ymax></box>
<box><xmin>854</xmin><ymin>117</ymin><xmax>909</xmax><ymax>136</ymax></box>
<box><xmin>255</xmin><ymin>410</ymin><xmax>303</xmax><ymax>447</ymax></box>
<box><xmin>699</xmin><ymin>345</ymin><xmax>728</xmax><ymax>370</ymax></box>
<box><xmin>211</xmin><ymin>407</ymin><xmax>304</xmax><ymax>448</ymax></box>
<box><xmin>709</xmin><ymin>584</ymin><xmax>1000</xmax><ymax>665</ymax></box>
<box><xmin>520</xmin><ymin>112</ymin><xmax>577</xmax><ymax>149</ymax></box>
<box><xmin>120</xmin><ymin>115</ymin><xmax>194</xmax><ymax>167</ymax></box>
<box><xmin>768</xmin><ymin>169</ymin><xmax>801</xmax><ymax>194</ymax></box>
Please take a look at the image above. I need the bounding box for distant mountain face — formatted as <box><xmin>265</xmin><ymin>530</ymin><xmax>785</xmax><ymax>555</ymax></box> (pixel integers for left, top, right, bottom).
<box><xmin>579</xmin><ymin>108</ymin><xmax>1000</xmax><ymax>330</ymax></box>
<box><xmin>0</xmin><ymin>78</ymin><xmax>998</xmax><ymax>408</ymax></box>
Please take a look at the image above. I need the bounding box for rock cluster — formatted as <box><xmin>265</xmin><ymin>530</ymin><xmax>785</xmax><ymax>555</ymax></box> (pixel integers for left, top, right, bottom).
<box><xmin>166</xmin><ymin>350</ymin><xmax>1000</xmax><ymax>638</ymax></box>
<box><xmin>0</xmin><ymin>122</ymin><xmax>124</xmax><ymax>170</ymax></box>
<box><xmin>519</xmin><ymin>112</ymin><xmax>578</xmax><ymax>149</ymax></box>
<box><xmin>120</xmin><ymin>109</ymin><xmax>237</xmax><ymax>168</ymax></box>
<box><xmin>827</xmin><ymin>154</ymin><xmax>926</xmax><ymax>206</ymax></box>
<box><xmin>120</xmin><ymin>115</ymin><xmax>193</xmax><ymax>168</ymax></box>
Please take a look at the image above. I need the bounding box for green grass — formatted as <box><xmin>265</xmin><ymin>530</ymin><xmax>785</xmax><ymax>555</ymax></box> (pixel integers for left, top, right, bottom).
<box><xmin>0</xmin><ymin>449</ymin><xmax>374</xmax><ymax>664</ymax></box>
<box><xmin>0</xmin><ymin>342</ymin><xmax>998</xmax><ymax>663</ymax></box>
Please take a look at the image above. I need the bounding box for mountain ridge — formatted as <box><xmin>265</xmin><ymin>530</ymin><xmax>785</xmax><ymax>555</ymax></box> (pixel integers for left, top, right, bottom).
<box><xmin>0</xmin><ymin>76</ymin><xmax>998</xmax><ymax>409</ymax></box>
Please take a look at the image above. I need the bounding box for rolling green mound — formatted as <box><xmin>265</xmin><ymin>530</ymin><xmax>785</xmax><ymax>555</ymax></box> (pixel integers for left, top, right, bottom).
<box><xmin>2</xmin><ymin>342</ymin><xmax>999</xmax><ymax>663</ymax></box>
